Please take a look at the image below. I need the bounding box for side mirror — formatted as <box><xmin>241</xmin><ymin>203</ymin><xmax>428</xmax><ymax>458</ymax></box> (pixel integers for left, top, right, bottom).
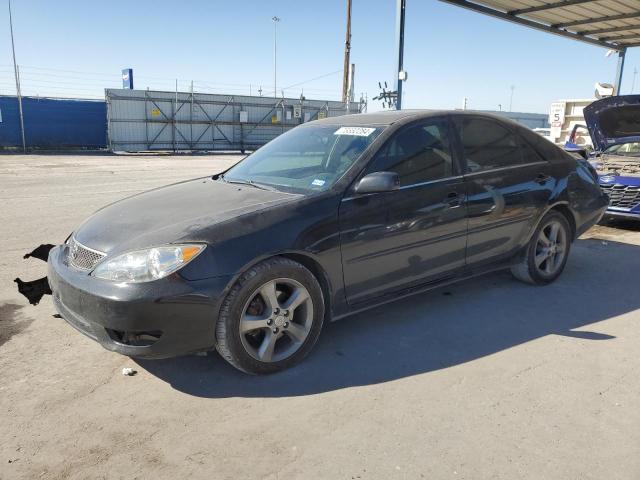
<box><xmin>564</xmin><ymin>144</ymin><xmax>588</xmax><ymax>160</ymax></box>
<box><xmin>354</xmin><ymin>171</ymin><xmax>400</xmax><ymax>194</ymax></box>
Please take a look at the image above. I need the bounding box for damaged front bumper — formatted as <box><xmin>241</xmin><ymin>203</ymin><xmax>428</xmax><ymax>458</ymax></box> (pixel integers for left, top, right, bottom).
<box><xmin>47</xmin><ymin>245</ymin><xmax>232</xmax><ymax>359</ymax></box>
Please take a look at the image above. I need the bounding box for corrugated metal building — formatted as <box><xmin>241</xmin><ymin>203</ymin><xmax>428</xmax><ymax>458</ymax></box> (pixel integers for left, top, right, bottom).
<box><xmin>107</xmin><ymin>89</ymin><xmax>362</xmax><ymax>152</ymax></box>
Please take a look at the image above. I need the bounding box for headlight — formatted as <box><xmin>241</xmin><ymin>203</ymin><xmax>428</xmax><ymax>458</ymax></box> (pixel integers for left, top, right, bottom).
<box><xmin>92</xmin><ymin>244</ymin><xmax>205</xmax><ymax>283</ymax></box>
<box><xmin>588</xmin><ymin>160</ymin><xmax>603</xmax><ymax>171</ymax></box>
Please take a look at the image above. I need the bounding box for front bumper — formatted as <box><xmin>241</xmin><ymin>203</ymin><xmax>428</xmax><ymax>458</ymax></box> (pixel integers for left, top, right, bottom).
<box><xmin>47</xmin><ymin>245</ymin><xmax>233</xmax><ymax>359</ymax></box>
<box><xmin>603</xmin><ymin>209</ymin><xmax>640</xmax><ymax>220</ymax></box>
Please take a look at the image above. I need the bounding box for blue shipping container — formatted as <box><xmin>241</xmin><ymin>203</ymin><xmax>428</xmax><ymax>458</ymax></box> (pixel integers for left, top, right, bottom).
<box><xmin>0</xmin><ymin>96</ymin><xmax>107</xmax><ymax>149</ymax></box>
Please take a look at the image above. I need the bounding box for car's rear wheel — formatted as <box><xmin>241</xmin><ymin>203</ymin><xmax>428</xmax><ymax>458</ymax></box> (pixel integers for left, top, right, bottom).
<box><xmin>511</xmin><ymin>211</ymin><xmax>571</xmax><ymax>285</ymax></box>
<box><xmin>215</xmin><ymin>257</ymin><xmax>325</xmax><ymax>374</ymax></box>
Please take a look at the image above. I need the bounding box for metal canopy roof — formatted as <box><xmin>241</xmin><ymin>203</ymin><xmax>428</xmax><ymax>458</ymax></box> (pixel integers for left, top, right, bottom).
<box><xmin>439</xmin><ymin>0</ymin><xmax>640</xmax><ymax>51</ymax></box>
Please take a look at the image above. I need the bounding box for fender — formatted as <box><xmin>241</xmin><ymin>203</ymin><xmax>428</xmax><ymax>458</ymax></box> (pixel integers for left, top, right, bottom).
<box><xmin>215</xmin><ymin>248</ymin><xmax>340</xmax><ymax>320</ymax></box>
<box><xmin>520</xmin><ymin>200</ymin><xmax>576</xmax><ymax>248</ymax></box>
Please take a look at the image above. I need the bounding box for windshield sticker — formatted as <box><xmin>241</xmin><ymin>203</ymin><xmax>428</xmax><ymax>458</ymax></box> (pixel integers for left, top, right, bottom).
<box><xmin>311</xmin><ymin>179</ymin><xmax>326</xmax><ymax>187</ymax></box>
<box><xmin>334</xmin><ymin>127</ymin><xmax>375</xmax><ymax>137</ymax></box>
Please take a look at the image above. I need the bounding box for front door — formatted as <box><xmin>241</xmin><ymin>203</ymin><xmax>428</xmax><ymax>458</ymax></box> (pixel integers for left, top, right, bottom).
<box><xmin>339</xmin><ymin>117</ymin><xmax>468</xmax><ymax>305</ymax></box>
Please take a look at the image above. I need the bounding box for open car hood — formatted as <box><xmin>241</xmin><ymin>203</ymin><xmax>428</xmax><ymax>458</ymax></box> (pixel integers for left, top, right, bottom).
<box><xmin>584</xmin><ymin>95</ymin><xmax>640</xmax><ymax>152</ymax></box>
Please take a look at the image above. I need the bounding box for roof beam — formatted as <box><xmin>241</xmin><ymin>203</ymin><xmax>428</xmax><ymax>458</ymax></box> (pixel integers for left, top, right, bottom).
<box><xmin>578</xmin><ymin>25</ymin><xmax>638</xmax><ymax>35</ymax></box>
<box><xmin>600</xmin><ymin>31</ymin><xmax>640</xmax><ymax>41</ymax></box>
<box><xmin>508</xmin><ymin>0</ymin><xmax>596</xmax><ymax>16</ymax></box>
<box><xmin>554</xmin><ymin>11</ymin><xmax>640</xmax><ymax>28</ymax></box>
<box><xmin>438</xmin><ymin>0</ymin><xmax>625</xmax><ymax>50</ymax></box>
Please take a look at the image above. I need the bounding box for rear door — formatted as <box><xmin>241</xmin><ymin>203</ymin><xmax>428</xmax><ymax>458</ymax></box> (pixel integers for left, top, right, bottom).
<box><xmin>339</xmin><ymin>116</ymin><xmax>468</xmax><ymax>305</ymax></box>
<box><xmin>452</xmin><ymin>116</ymin><xmax>553</xmax><ymax>266</ymax></box>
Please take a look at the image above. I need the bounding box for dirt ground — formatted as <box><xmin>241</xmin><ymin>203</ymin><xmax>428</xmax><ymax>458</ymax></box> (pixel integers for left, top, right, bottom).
<box><xmin>1</xmin><ymin>154</ymin><xmax>640</xmax><ymax>480</ymax></box>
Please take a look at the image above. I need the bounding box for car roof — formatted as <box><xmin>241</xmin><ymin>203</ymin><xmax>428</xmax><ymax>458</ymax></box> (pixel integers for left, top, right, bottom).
<box><xmin>312</xmin><ymin>109</ymin><xmax>524</xmax><ymax>128</ymax></box>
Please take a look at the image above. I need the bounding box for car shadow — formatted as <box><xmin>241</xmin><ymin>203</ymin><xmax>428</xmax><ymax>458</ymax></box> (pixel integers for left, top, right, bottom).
<box><xmin>137</xmin><ymin>237</ymin><xmax>638</xmax><ymax>398</ymax></box>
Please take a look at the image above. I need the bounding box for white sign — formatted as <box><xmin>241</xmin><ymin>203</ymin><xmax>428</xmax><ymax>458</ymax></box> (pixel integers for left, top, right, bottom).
<box><xmin>334</xmin><ymin>127</ymin><xmax>376</xmax><ymax>137</ymax></box>
<box><xmin>549</xmin><ymin>101</ymin><xmax>566</xmax><ymax>139</ymax></box>
<box><xmin>239</xmin><ymin>111</ymin><xmax>248</xmax><ymax>123</ymax></box>
<box><xmin>293</xmin><ymin>105</ymin><xmax>302</xmax><ymax>118</ymax></box>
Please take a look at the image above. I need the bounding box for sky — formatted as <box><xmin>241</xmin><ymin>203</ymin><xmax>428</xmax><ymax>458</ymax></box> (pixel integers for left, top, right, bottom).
<box><xmin>1</xmin><ymin>0</ymin><xmax>639</xmax><ymax>114</ymax></box>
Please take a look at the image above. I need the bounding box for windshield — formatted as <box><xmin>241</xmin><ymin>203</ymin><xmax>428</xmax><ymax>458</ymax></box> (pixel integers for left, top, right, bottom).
<box><xmin>605</xmin><ymin>142</ymin><xmax>640</xmax><ymax>156</ymax></box>
<box><xmin>222</xmin><ymin>124</ymin><xmax>384</xmax><ymax>193</ymax></box>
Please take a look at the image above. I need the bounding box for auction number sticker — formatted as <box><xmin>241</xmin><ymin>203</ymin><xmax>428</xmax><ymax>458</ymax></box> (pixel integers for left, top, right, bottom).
<box><xmin>334</xmin><ymin>127</ymin><xmax>375</xmax><ymax>137</ymax></box>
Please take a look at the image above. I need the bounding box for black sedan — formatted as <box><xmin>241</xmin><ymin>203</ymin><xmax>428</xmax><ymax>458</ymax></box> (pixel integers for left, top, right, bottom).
<box><xmin>48</xmin><ymin>110</ymin><xmax>608</xmax><ymax>374</ymax></box>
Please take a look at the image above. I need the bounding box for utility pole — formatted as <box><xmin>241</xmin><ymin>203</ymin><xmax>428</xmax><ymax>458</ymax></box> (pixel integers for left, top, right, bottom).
<box><xmin>632</xmin><ymin>68</ymin><xmax>638</xmax><ymax>94</ymax></box>
<box><xmin>272</xmin><ymin>16</ymin><xmax>280</xmax><ymax>98</ymax></box>
<box><xmin>341</xmin><ymin>0</ymin><xmax>352</xmax><ymax>104</ymax></box>
<box><xmin>394</xmin><ymin>0</ymin><xmax>407</xmax><ymax>110</ymax></box>
<box><xmin>8</xmin><ymin>0</ymin><xmax>25</xmax><ymax>152</ymax></box>
<box><xmin>348</xmin><ymin>64</ymin><xmax>355</xmax><ymax>102</ymax></box>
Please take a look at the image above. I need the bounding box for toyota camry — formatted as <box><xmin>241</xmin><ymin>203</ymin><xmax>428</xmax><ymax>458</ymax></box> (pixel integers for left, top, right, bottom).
<box><xmin>47</xmin><ymin>110</ymin><xmax>608</xmax><ymax>374</ymax></box>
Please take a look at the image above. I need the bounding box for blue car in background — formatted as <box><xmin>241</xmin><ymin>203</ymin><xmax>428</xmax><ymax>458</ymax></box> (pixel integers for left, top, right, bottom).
<box><xmin>584</xmin><ymin>95</ymin><xmax>640</xmax><ymax>220</ymax></box>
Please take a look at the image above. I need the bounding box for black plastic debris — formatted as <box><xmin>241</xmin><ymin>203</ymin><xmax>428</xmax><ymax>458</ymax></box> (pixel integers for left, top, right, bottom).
<box><xmin>14</xmin><ymin>277</ymin><xmax>51</xmax><ymax>306</ymax></box>
<box><xmin>16</xmin><ymin>244</ymin><xmax>56</xmax><ymax>305</ymax></box>
<box><xmin>23</xmin><ymin>244</ymin><xmax>54</xmax><ymax>262</ymax></box>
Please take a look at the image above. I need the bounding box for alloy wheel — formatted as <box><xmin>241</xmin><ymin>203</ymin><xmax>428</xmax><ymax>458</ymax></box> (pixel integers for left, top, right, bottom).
<box><xmin>239</xmin><ymin>278</ymin><xmax>314</xmax><ymax>363</ymax></box>
<box><xmin>534</xmin><ymin>219</ymin><xmax>568</xmax><ymax>277</ymax></box>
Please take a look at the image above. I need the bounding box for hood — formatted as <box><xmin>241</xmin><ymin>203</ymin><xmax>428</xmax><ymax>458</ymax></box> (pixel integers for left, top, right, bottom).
<box><xmin>74</xmin><ymin>177</ymin><xmax>299</xmax><ymax>254</ymax></box>
<box><xmin>584</xmin><ymin>95</ymin><xmax>640</xmax><ymax>152</ymax></box>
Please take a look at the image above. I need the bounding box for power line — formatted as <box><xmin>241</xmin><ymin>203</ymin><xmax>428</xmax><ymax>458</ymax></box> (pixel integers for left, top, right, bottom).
<box><xmin>283</xmin><ymin>70</ymin><xmax>342</xmax><ymax>90</ymax></box>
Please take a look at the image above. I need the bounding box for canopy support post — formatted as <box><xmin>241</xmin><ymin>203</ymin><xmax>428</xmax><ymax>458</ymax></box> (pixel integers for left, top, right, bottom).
<box><xmin>394</xmin><ymin>0</ymin><xmax>406</xmax><ymax>110</ymax></box>
<box><xmin>615</xmin><ymin>48</ymin><xmax>627</xmax><ymax>95</ymax></box>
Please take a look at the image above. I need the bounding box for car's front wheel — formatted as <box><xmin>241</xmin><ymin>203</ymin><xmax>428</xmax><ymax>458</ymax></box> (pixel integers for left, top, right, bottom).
<box><xmin>215</xmin><ymin>257</ymin><xmax>325</xmax><ymax>374</ymax></box>
<box><xmin>511</xmin><ymin>210</ymin><xmax>572</xmax><ymax>285</ymax></box>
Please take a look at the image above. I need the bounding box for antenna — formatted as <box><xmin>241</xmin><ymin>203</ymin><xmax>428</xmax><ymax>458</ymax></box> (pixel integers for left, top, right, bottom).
<box><xmin>373</xmin><ymin>80</ymin><xmax>398</xmax><ymax>109</ymax></box>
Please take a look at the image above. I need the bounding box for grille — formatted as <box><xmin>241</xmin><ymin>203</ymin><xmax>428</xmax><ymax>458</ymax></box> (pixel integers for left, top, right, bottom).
<box><xmin>600</xmin><ymin>184</ymin><xmax>640</xmax><ymax>210</ymax></box>
<box><xmin>68</xmin><ymin>237</ymin><xmax>106</xmax><ymax>270</ymax></box>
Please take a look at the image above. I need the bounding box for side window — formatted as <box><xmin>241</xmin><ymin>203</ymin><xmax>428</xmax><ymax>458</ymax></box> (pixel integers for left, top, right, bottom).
<box><xmin>365</xmin><ymin>118</ymin><xmax>453</xmax><ymax>186</ymax></box>
<box><xmin>519</xmin><ymin>126</ymin><xmax>563</xmax><ymax>162</ymax></box>
<box><xmin>455</xmin><ymin>117</ymin><xmax>523</xmax><ymax>172</ymax></box>
<box><xmin>520</xmin><ymin>137</ymin><xmax>544</xmax><ymax>164</ymax></box>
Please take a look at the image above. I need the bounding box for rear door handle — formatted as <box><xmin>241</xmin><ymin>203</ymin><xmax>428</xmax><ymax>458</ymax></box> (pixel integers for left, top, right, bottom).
<box><xmin>535</xmin><ymin>173</ymin><xmax>551</xmax><ymax>185</ymax></box>
<box><xmin>445</xmin><ymin>191</ymin><xmax>462</xmax><ymax>208</ymax></box>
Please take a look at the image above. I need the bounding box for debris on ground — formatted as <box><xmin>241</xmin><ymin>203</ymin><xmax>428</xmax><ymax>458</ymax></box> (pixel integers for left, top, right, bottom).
<box><xmin>15</xmin><ymin>245</ymin><xmax>56</xmax><ymax>305</ymax></box>
<box><xmin>23</xmin><ymin>244</ymin><xmax>55</xmax><ymax>261</ymax></box>
<box><xmin>122</xmin><ymin>368</ymin><xmax>137</xmax><ymax>376</ymax></box>
<box><xmin>14</xmin><ymin>277</ymin><xmax>52</xmax><ymax>305</ymax></box>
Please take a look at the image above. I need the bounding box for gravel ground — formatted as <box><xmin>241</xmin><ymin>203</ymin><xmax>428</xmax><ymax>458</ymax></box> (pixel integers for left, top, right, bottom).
<box><xmin>1</xmin><ymin>154</ymin><xmax>639</xmax><ymax>480</ymax></box>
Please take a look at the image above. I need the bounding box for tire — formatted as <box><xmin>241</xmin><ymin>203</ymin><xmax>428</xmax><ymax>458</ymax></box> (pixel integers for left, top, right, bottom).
<box><xmin>511</xmin><ymin>210</ymin><xmax>572</xmax><ymax>285</ymax></box>
<box><xmin>215</xmin><ymin>257</ymin><xmax>325</xmax><ymax>374</ymax></box>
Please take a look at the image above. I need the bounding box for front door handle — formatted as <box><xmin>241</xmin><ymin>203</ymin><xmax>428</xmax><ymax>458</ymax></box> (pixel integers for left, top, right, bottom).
<box><xmin>535</xmin><ymin>173</ymin><xmax>551</xmax><ymax>185</ymax></box>
<box><xmin>445</xmin><ymin>191</ymin><xmax>462</xmax><ymax>208</ymax></box>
